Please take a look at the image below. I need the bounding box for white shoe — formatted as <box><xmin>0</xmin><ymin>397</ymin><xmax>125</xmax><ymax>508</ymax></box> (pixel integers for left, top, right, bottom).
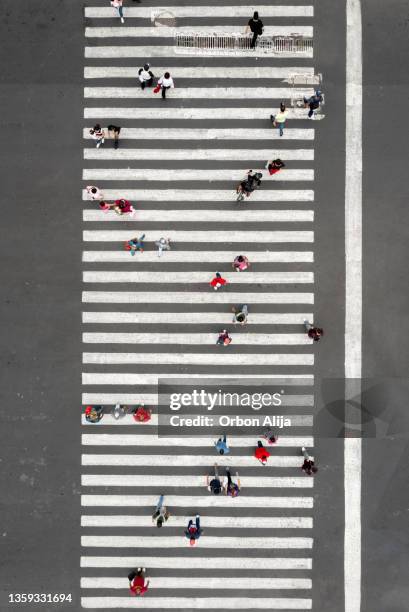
<box><xmin>96</xmin><ymin>142</ymin><xmax>101</xmax><ymax>148</ymax></box>
<box><xmin>301</xmin><ymin>446</ymin><xmax>306</xmax><ymax>453</ymax></box>
<box><xmin>265</xmin><ymin>161</ymin><xmax>270</xmax><ymax>169</ymax></box>
<box><xmin>121</xmin><ymin>17</ymin><xmax>125</xmax><ymax>23</ymax></box>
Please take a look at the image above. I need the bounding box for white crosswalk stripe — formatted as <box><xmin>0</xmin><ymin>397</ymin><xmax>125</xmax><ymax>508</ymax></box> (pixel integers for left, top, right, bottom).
<box><xmin>82</xmin><ymin>3</ymin><xmax>318</xmax><ymax>605</ymax></box>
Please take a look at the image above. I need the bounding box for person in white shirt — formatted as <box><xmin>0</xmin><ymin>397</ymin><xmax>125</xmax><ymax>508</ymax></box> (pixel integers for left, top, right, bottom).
<box><xmin>138</xmin><ymin>63</ymin><xmax>154</xmax><ymax>90</ymax></box>
<box><xmin>110</xmin><ymin>0</ymin><xmax>125</xmax><ymax>24</ymax></box>
<box><xmin>158</xmin><ymin>72</ymin><xmax>174</xmax><ymax>99</ymax></box>
<box><xmin>86</xmin><ymin>186</ymin><xmax>104</xmax><ymax>200</ymax></box>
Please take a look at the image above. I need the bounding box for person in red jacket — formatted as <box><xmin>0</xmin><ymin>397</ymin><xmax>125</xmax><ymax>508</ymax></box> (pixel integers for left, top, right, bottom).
<box><xmin>254</xmin><ymin>440</ymin><xmax>270</xmax><ymax>465</ymax></box>
<box><xmin>128</xmin><ymin>568</ymin><xmax>150</xmax><ymax>596</ymax></box>
<box><xmin>210</xmin><ymin>272</ymin><xmax>227</xmax><ymax>291</ymax></box>
<box><xmin>133</xmin><ymin>404</ymin><xmax>152</xmax><ymax>422</ymax></box>
<box><xmin>113</xmin><ymin>198</ymin><xmax>134</xmax><ymax>215</ymax></box>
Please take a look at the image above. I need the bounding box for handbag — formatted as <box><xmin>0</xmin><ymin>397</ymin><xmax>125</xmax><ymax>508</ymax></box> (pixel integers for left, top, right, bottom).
<box><xmin>153</xmin><ymin>85</ymin><xmax>161</xmax><ymax>94</ymax></box>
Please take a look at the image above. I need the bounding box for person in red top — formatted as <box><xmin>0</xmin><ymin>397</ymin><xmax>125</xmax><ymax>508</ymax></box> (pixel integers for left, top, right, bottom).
<box><xmin>304</xmin><ymin>319</ymin><xmax>324</xmax><ymax>342</ymax></box>
<box><xmin>210</xmin><ymin>272</ymin><xmax>227</xmax><ymax>291</ymax></box>
<box><xmin>265</xmin><ymin>158</ymin><xmax>286</xmax><ymax>175</ymax></box>
<box><xmin>128</xmin><ymin>568</ymin><xmax>150</xmax><ymax>596</ymax></box>
<box><xmin>133</xmin><ymin>404</ymin><xmax>152</xmax><ymax>422</ymax></box>
<box><xmin>254</xmin><ymin>440</ymin><xmax>270</xmax><ymax>465</ymax></box>
<box><xmin>113</xmin><ymin>198</ymin><xmax>134</xmax><ymax>215</ymax></box>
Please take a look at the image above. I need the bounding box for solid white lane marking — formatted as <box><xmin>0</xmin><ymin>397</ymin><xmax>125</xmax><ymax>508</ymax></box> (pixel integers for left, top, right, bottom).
<box><xmin>81</xmin><ymin>515</ymin><xmax>313</xmax><ymax>529</ymax></box>
<box><xmin>84</xmin><ymin>86</ymin><xmax>314</xmax><ymax>99</ymax></box>
<box><xmin>81</xmin><ymin>436</ymin><xmax>314</xmax><ymax>450</ymax></box>
<box><xmin>82</xmin><ymin>292</ymin><xmax>314</xmax><ymax>304</ymax></box>
<box><xmin>85</xmin><ymin>6</ymin><xmax>314</xmax><ymax>18</ymax></box>
<box><xmin>82</xmin><ymin>475</ymin><xmax>313</xmax><ymax>488</ymax></box>
<box><xmin>345</xmin><ymin>2</ymin><xmax>363</xmax><ymax>612</ymax></box>
<box><xmin>82</xmin><ymin>354</ymin><xmax>314</xmax><ymax>367</ymax></box>
<box><xmin>84</xmin><ymin>66</ymin><xmax>315</xmax><ymax>79</ymax></box>
<box><xmin>83</xmin><ymin>271</ymin><xmax>314</xmax><ymax>284</ymax></box>
<box><xmin>82</xmin><ymin>332</ymin><xmax>312</xmax><ymax>345</ymax></box>
<box><xmin>81</xmin><ymin>371</ymin><xmax>314</xmax><ymax>383</ymax></box>
<box><xmin>84</xmin><ymin>108</ymin><xmax>318</xmax><ymax>121</ymax></box>
<box><xmin>83</xmin><ymin>210</ymin><xmax>314</xmax><ymax>223</ymax></box>
<box><xmin>85</xmin><ymin>46</ymin><xmax>313</xmax><ymax>59</ymax></box>
<box><xmin>82</xmin><ymin>168</ymin><xmax>314</xmax><ymax>181</ymax></box>
<box><xmin>82</xmin><ymin>535</ymin><xmax>313</xmax><ymax>548</ymax></box>
<box><xmin>81</xmin><ymin>596</ymin><xmax>312</xmax><ymax>609</ymax></box>
<box><xmin>81</xmin><ymin>391</ymin><xmax>312</xmax><ymax>404</ymax></box>
<box><xmin>82</xmin><ymin>312</ymin><xmax>313</xmax><ymax>324</ymax></box>
<box><xmin>81</xmin><ymin>495</ymin><xmax>313</xmax><ymax>508</ymax></box>
<box><xmin>82</xmin><ymin>251</ymin><xmax>314</xmax><ymax>263</ymax></box>
<box><xmin>82</xmin><ymin>190</ymin><xmax>314</xmax><ymax>202</ymax></box>
<box><xmin>80</xmin><ymin>453</ymin><xmax>312</xmax><ymax>467</ymax></box>
<box><xmin>83</xmin><ymin>128</ymin><xmax>314</xmax><ymax>141</ymax></box>
<box><xmin>85</xmin><ymin>26</ymin><xmax>314</xmax><ymax>38</ymax></box>
<box><xmin>80</xmin><ymin>576</ymin><xmax>312</xmax><ymax>589</ymax></box>
<box><xmin>81</xmin><ymin>556</ymin><xmax>312</xmax><ymax>569</ymax></box>
<box><xmin>84</xmin><ymin>147</ymin><xmax>314</xmax><ymax>160</ymax></box>
<box><xmin>83</xmin><ymin>230</ymin><xmax>314</xmax><ymax>241</ymax></box>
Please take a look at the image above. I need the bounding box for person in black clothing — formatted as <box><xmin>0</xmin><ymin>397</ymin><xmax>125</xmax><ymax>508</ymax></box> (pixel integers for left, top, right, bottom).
<box><xmin>107</xmin><ymin>125</ymin><xmax>121</xmax><ymax>149</ymax></box>
<box><xmin>304</xmin><ymin>320</ymin><xmax>324</xmax><ymax>342</ymax></box>
<box><xmin>246</xmin><ymin>11</ymin><xmax>264</xmax><ymax>49</ymax></box>
<box><xmin>301</xmin><ymin>447</ymin><xmax>318</xmax><ymax>475</ymax></box>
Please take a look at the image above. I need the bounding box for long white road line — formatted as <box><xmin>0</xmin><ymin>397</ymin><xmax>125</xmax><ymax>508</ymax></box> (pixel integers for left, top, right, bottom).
<box><xmin>82</xmin><ymin>312</ymin><xmax>313</xmax><ymax>324</ymax></box>
<box><xmin>81</xmin><ymin>372</ymin><xmax>314</xmax><ymax>383</ymax></box>
<box><xmin>85</xmin><ymin>26</ymin><xmax>314</xmax><ymax>38</ymax></box>
<box><xmin>81</xmin><ymin>515</ymin><xmax>313</xmax><ymax>529</ymax></box>
<box><xmin>80</xmin><ymin>597</ymin><xmax>312</xmax><ymax>609</ymax></box>
<box><xmin>85</xmin><ymin>46</ymin><xmax>314</xmax><ymax>59</ymax></box>
<box><xmin>82</xmin><ymin>535</ymin><xmax>313</xmax><ymax>548</ymax></box>
<box><xmin>84</xmin><ymin>108</ymin><xmax>317</xmax><ymax>121</ymax></box>
<box><xmin>83</xmin><ymin>210</ymin><xmax>314</xmax><ymax>222</ymax></box>
<box><xmin>82</xmin><ymin>190</ymin><xmax>314</xmax><ymax>202</ymax></box>
<box><xmin>84</xmin><ymin>86</ymin><xmax>314</xmax><ymax>99</ymax></box>
<box><xmin>83</xmin><ymin>230</ymin><xmax>314</xmax><ymax>242</ymax></box>
<box><xmin>84</xmin><ymin>147</ymin><xmax>314</xmax><ymax>160</ymax></box>
<box><xmin>82</xmin><ymin>475</ymin><xmax>313</xmax><ymax>488</ymax></box>
<box><xmin>83</xmin><ymin>128</ymin><xmax>314</xmax><ymax>141</ymax></box>
<box><xmin>80</xmin><ymin>454</ymin><xmax>312</xmax><ymax>468</ymax></box>
<box><xmin>81</xmin><ymin>576</ymin><xmax>312</xmax><ymax>589</ymax></box>
<box><xmin>82</xmin><ymin>168</ymin><xmax>314</xmax><ymax>181</ymax></box>
<box><xmin>82</xmin><ymin>332</ymin><xmax>312</xmax><ymax>345</ymax></box>
<box><xmin>83</xmin><ymin>271</ymin><xmax>314</xmax><ymax>284</ymax></box>
<box><xmin>82</xmin><ymin>354</ymin><xmax>314</xmax><ymax>367</ymax></box>
<box><xmin>82</xmin><ymin>251</ymin><xmax>314</xmax><ymax>263</ymax></box>
<box><xmin>81</xmin><ymin>556</ymin><xmax>312</xmax><ymax>570</ymax></box>
<box><xmin>82</xmin><ymin>436</ymin><xmax>314</xmax><ymax>448</ymax></box>
<box><xmin>82</xmin><ymin>292</ymin><xmax>314</xmax><ymax>305</ymax></box>
<box><xmin>81</xmin><ymin>496</ymin><xmax>313</xmax><ymax>508</ymax></box>
<box><xmin>84</xmin><ymin>66</ymin><xmax>315</xmax><ymax>79</ymax></box>
<box><xmin>81</xmin><ymin>391</ymin><xmax>313</xmax><ymax>404</ymax></box>
<box><xmin>85</xmin><ymin>6</ymin><xmax>314</xmax><ymax>19</ymax></box>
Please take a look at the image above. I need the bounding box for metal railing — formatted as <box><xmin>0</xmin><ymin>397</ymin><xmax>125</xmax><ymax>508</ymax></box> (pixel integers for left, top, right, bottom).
<box><xmin>175</xmin><ymin>33</ymin><xmax>313</xmax><ymax>55</ymax></box>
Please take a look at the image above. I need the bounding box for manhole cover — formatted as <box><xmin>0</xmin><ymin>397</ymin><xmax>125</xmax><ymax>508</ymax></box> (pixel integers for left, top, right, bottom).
<box><xmin>152</xmin><ymin>10</ymin><xmax>177</xmax><ymax>27</ymax></box>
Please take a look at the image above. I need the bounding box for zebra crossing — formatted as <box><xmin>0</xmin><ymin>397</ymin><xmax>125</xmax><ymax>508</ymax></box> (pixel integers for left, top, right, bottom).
<box><xmin>82</xmin><ymin>1</ymin><xmax>317</xmax><ymax>609</ymax></box>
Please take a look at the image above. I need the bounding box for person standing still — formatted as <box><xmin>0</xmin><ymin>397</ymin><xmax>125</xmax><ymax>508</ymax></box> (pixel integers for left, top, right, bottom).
<box><xmin>111</xmin><ymin>0</ymin><xmax>125</xmax><ymax>24</ymax></box>
<box><xmin>246</xmin><ymin>11</ymin><xmax>264</xmax><ymax>49</ymax></box>
<box><xmin>158</xmin><ymin>72</ymin><xmax>174</xmax><ymax>99</ymax></box>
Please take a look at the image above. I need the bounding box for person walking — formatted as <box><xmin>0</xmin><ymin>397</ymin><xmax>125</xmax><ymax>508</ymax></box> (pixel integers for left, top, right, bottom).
<box><xmin>301</xmin><ymin>447</ymin><xmax>318</xmax><ymax>475</ymax></box>
<box><xmin>112</xmin><ymin>403</ymin><xmax>128</xmax><ymax>419</ymax></box>
<box><xmin>303</xmin><ymin>90</ymin><xmax>323</xmax><ymax>118</ymax></box>
<box><xmin>223</xmin><ymin>468</ymin><xmax>241</xmax><ymax>497</ymax></box>
<box><xmin>216</xmin><ymin>329</ymin><xmax>232</xmax><ymax>345</ymax></box>
<box><xmin>128</xmin><ymin>568</ymin><xmax>150</xmax><ymax>596</ymax></box>
<box><xmin>113</xmin><ymin>198</ymin><xmax>135</xmax><ymax>215</ymax></box>
<box><xmin>232</xmin><ymin>304</ymin><xmax>248</xmax><ymax>326</ymax></box>
<box><xmin>138</xmin><ymin>63</ymin><xmax>154</xmax><ymax>90</ymax></box>
<box><xmin>304</xmin><ymin>320</ymin><xmax>324</xmax><ymax>342</ymax></box>
<box><xmin>270</xmin><ymin>103</ymin><xmax>289</xmax><ymax>137</ymax></box>
<box><xmin>125</xmin><ymin>234</ymin><xmax>145</xmax><ymax>255</ymax></box>
<box><xmin>133</xmin><ymin>404</ymin><xmax>152</xmax><ymax>422</ymax></box>
<box><xmin>254</xmin><ymin>440</ymin><xmax>270</xmax><ymax>465</ymax></box>
<box><xmin>210</xmin><ymin>272</ymin><xmax>227</xmax><ymax>291</ymax></box>
<box><xmin>152</xmin><ymin>494</ymin><xmax>170</xmax><ymax>528</ymax></box>
<box><xmin>155</xmin><ymin>237</ymin><xmax>171</xmax><ymax>257</ymax></box>
<box><xmin>84</xmin><ymin>405</ymin><xmax>104</xmax><ymax>423</ymax></box>
<box><xmin>214</xmin><ymin>433</ymin><xmax>230</xmax><ymax>455</ymax></box>
<box><xmin>157</xmin><ymin>72</ymin><xmax>174</xmax><ymax>99</ymax></box>
<box><xmin>265</xmin><ymin>158</ymin><xmax>286</xmax><ymax>175</ymax></box>
<box><xmin>232</xmin><ymin>255</ymin><xmax>250</xmax><ymax>272</ymax></box>
<box><xmin>245</xmin><ymin>11</ymin><xmax>264</xmax><ymax>48</ymax></box>
<box><xmin>107</xmin><ymin>124</ymin><xmax>121</xmax><ymax>149</ymax></box>
<box><xmin>263</xmin><ymin>429</ymin><xmax>278</xmax><ymax>445</ymax></box>
<box><xmin>89</xmin><ymin>124</ymin><xmax>105</xmax><ymax>148</ymax></box>
<box><xmin>86</xmin><ymin>185</ymin><xmax>104</xmax><ymax>200</ymax></box>
<box><xmin>111</xmin><ymin>0</ymin><xmax>125</xmax><ymax>23</ymax></box>
<box><xmin>185</xmin><ymin>515</ymin><xmax>202</xmax><ymax>546</ymax></box>
<box><xmin>206</xmin><ymin>463</ymin><xmax>222</xmax><ymax>495</ymax></box>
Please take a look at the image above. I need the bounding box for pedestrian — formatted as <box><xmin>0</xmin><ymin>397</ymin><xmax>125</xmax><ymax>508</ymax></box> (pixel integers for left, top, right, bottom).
<box><xmin>111</xmin><ymin>0</ymin><xmax>125</xmax><ymax>24</ymax></box>
<box><xmin>138</xmin><ymin>63</ymin><xmax>154</xmax><ymax>90</ymax></box>
<box><xmin>206</xmin><ymin>463</ymin><xmax>222</xmax><ymax>495</ymax></box>
<box><xmin>155</xmin><ymin>237</ymin><xmax>171</xmax><ymax>257</ymax></box>
<box><xmin>128</xmin><ymin>568</ymin><xmax>149</xmax><ymax>596</ymax></box>
<box><xmin>216</xmin><ymin>329</ymin><xmax>232</xmax><ymax>345</ymax></box>
<box><xmin>265</xmin><ymin>158</ymin><xmax>286</xmax><ymax>175</ymax></box>
<box><xmin>133</xmin><ymin>404</ymin><xmax>152</xmax><ymax>422</ymax></box>
<box><xmin>125</xmin><ymin>234</ymin><xmax>145</xmax><ymax>255</ymax></box>
<box><xmin>157</xmin><ymin>72</ymin><xmax>174</xmax><ymax>99</ymax></box>
<box><xmin>210</xmin><ymin>272</ymin><xmax>227</xmax><ymax>291</ymax></box>
<box><xmin>86</xmin><ymin>185</ymin><xmax>104</xmax><ymax>200</ymax></box>
<box><xmin>270</xmin><ymin>103</ymin><xmax>289</xmax><ymax>137</ymax></box>
<box><xmin>113</xmin><ymin>198</ymin><xmax>135</xmax><ymax>216</ymax></box>
<box><xmin>245</xmin><ymin>11</ymin><xmax>264</xmax><ymax>48</ymax></box>
<box><xmin>263</xmin><ymin>429</ymin><xmax>278</xmax><ymax>445</ymax></box>
<box><xmin>112</xmin><ymin>403</ymin><xmax>128</xmax><ymax>419</ymax></box>
<box><xmin>185</xmin><ymin>515</ymin><xmax>202</xmax><ymax>546</ymax></box>
<box><xmin>152</xmin><ymin>494</ymin><xmax>170</xmax><ymax>528</ymax></box>
<box><xmin>232</xmin><ymin>255</ymin><xmax>250</xmax><ymax>272</ymax></box>
<box><xmin>99</xmin><ymin>201</ymin><xmax>112</xmax><ymax>213</ymax></box>
<box><xmin>254</xmin><ymin>440</ymin><xmax>270</xmax><ymax>465</ymax></box>
<box><xmin>107</xmin><ymin>124</ymin><xmax>121</xmax><ymax>149</ymax></box>
<box><xmin>214</xmin><ymin>433</ymin><xmax>230</xmax><ymax>455</ymax></box>
<box><xmin>84</xmin><ymin>405</ymin><xmax>104</xmax><ymax>423</ymax></box>
<box><xmin>303</xmin><ymin>90</ymin><xmax>323</xmax><ymax>119</ymax></box>
<box><xmin>232</xmin><ymin>304</ymin><xmax>248</xmax><ymax>325</ymax></box>
<box><xmin>223</xmin><ymin>468</ymin><xmax>241</xmax><ymax>497</ymax></box>
<box><xmin>301</xmin><ymin>447</ymin><xmax>318</xmax><ymax>475</ymax></box>
<box><xmin>304</xmin><ymin>320</ymin><xmax>324</xmax><ymax>342</ymax></box>
<box><xmin>89</xmin><ymin>124</ymin><xmax>105</xmax><ymax>148</ymax></box>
